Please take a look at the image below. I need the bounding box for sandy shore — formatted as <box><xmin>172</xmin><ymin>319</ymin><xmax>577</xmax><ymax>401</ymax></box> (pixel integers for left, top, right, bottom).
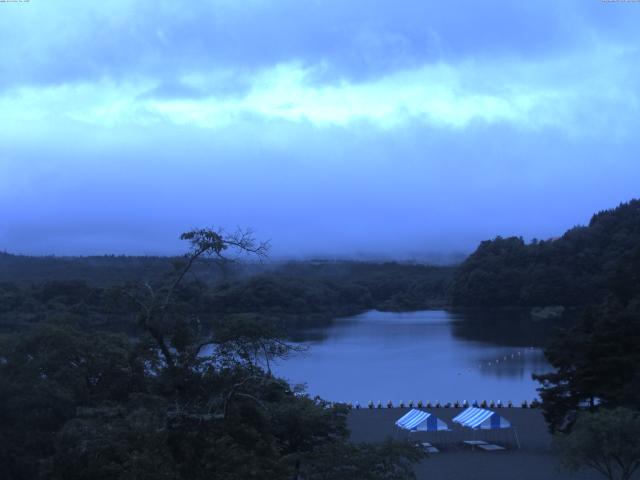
<box><xmin>347</xmin><ymin>408</ymin><xmax>619</xmax><ymax>480</ymax></box>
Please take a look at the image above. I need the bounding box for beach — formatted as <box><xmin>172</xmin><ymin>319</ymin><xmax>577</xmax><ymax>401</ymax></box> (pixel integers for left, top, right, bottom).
<box><xmin>348</xmin><ymin>408</ymin><xmax>612</xmax><ymax>480</ymax></box>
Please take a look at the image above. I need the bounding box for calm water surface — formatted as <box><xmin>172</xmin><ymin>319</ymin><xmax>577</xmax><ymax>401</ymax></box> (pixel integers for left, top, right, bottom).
<box><xmin>274</xmin><ymin>310</ymin><xmax>558</xmax><ymax>404</ymax></box>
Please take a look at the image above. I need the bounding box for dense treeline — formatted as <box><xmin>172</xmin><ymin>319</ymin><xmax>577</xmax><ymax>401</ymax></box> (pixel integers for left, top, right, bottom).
<box><xmin>521</xmin><ymin>206</ymin><xmax>640</xmax><ymax>479</ymax></box>
<box><xmin>451</xmin><ymin>199</ymin><xmax>640</xmax><ymax>307</ymax></box>
<box><xmin>0</xmin><ymin>252</ymin><xmax>202</xmax><ymax>285</ymax></box>
<box><xmin>0</xmin><ymin>229</ymin><xmax>425</xmax><ymax>480</ymax></box>
<box><xmin>0</xmin><ymin>261</ymin><xmax>453</xmax><ymax>333</ymax></box>
<box><xmin>3</xmin><ymin>199</ymin><xmax>639</xmax><ymax>321</ymax></box>
<box><xmin>0</xmin><ymin>321</ymin><xmax>424</xmax><ymax>480</ymax></box>
<box><xmin>209</xmin><ymin>262</ymin><xmax>452</xmax><ymax>314</ymax></box>
<box><xmin>534</xmin><ymin>241</ymin><xmax>640</xmax><ymax>431</ymax></box>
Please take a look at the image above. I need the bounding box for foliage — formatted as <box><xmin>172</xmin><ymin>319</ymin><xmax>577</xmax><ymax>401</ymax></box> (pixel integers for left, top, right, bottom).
<box><xmin>0</xmin><ymin>229</ymin><xmax>426</xmax><ymax>479</ymax></box>
<box><xmin>534</xmin><ymin>240</ymin><xmax>640</xmax><ymax>432</ymax></box>
<box><xmin>534</xmin><ymin>304</ymin><xmax>640</xmax><ymax>432</ymax></box>
<box><xmin>301</xmin><ymin>440</ymin><xmax>426</xmax><ymax>480</ymax></box>
<box><xmin>556</xmin><ymin>408</ymin><xmax>640</xmax><ymax>480</ymax></box>
<box><xmin>0</xmin><ymin>323</ymin><xmax>148</xmax><ymax>479</ymax></box>
<box><xmin>0</xmin><ymin>262</ymin><xmax>453</xmax><ymax>335</ymax></box>
<box><xmin>451</xmin><ymin>199</ymin><xmax>640</xmax><ymax>307</ymax></box>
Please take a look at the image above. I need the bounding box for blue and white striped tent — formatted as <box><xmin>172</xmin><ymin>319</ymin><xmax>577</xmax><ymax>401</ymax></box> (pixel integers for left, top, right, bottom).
<box><xmin>452</xmin><ymin>407</ymin><xmax>511</xmax><ymax>430</ymax></box>
<box><xmin>395</xmin><ymin>409</ymin><xmax>449</xmax><ymax>432</ymax></box>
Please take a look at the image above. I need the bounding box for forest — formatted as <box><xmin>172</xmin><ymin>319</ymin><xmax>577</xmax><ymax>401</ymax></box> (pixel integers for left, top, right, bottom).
<box><xmin>0</xmin><ymin>230</ymin><xmax>428</xmax><ymax>479</ymax></box>
<box><xmin>0</xmin><ymin>256</ymin><xmax>452</xmax><ymax>335</ymax></box>
<box><xmin>4</xmin><ymin>200</ymin><xmax>640</xmax><ymax>334</ymax></box>
<box><xmin>1</xmin><ymin>201</ymin><xmax>639</xmax><ymax>479</ymax></box>
<box><xmin>451</xmin><ymin>200</ymin><xmax>640</xmax><ymax>308</ymax></box>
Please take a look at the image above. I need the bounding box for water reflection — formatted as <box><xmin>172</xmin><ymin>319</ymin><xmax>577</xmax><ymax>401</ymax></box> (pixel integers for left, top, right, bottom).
<box><xmin>449</xmin><ymin>308</ymin><xmax>572</xmax><ymax>348</ymax></box>
<box><xmin>274</xmin><ymin>310</ymin><xmax>558</xmax><ymax>403</ymax></box>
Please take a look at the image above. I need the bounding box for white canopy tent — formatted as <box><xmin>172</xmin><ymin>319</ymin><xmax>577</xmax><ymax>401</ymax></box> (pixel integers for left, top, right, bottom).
<box><xmin>452</xmin><ymin>407</ymin><xmax>520</xmax><ymax>448</ymax></box>
<box><xmin>395</xmin><ymin>409</ymin><xmax>450</xmax><ymax>432</ymax></box>
<box><xmin>452</xmin><ymin>407</ymin><xmax>511</xmax><ymax>430</ymax></box>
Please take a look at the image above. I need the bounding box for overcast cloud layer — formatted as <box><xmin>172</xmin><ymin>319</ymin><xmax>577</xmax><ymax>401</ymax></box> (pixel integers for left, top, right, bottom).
<box><xmin>1</xmin><ymin>0</ymin><xmax>639</xmax><ymax>258</ymax></box>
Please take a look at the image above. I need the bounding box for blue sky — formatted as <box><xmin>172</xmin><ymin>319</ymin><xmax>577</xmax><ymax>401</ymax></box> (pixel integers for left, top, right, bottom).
<box><xmin>1</xmin><ymin>0</ymin><xmax>639</xmax><ymax>258</ymax></box>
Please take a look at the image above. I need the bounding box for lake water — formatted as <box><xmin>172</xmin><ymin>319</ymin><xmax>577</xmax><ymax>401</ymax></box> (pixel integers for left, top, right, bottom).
<box><xmin>274</xmin><ymin>310</ymin><xmax>559</xmax><ymax>404</ymax></box>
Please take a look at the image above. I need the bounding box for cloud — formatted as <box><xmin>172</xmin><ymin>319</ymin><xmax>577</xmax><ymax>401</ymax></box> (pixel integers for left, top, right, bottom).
<box><xmin>2</xmin><ymin>44</ymin><xmax>638</xmax><ymax>137</ymax></box>
<box><xmin>1</xmin><ymin>0</ymin><xmax>640</xmax><ymax>256</ymax></box>
<box><xmin>1</xmin><ymin>0</ymin><xmax>639</xmax><ymax>90</ymax></box>
<box><xmin>2</xmin><ymin>115</ymin><xmax>640</xmax><ymax>256</ymax></box>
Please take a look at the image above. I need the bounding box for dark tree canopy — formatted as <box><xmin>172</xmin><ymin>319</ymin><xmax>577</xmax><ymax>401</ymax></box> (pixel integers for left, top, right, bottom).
<box><xmin>0</xmin><ymin>229</ymin><xmax>425</xmax><ymax>480</ymax></box>
<box><xmin>451</xmin><ymin>199</ymin><xmax>640</xmax><ymax>307</ymax></box>
<box><xmin>534</xmin><ymin>303</ymin><xmax>640</xmax><ymax>432</ymax></box>
<box><xmin>556</xmin><ymin>408</ymin><xmax>640</xmax><ymax>480</ymax></box>
<box><xmin>534</xmin><ymin>238</ymin><xmax>640</xmax><ymax>432</ymax></box>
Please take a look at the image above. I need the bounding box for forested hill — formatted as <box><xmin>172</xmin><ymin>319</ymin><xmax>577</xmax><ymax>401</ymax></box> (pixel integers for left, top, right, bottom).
<box><xmin>0</xmin><ymin>257</ymin><xmax>453</xmax><ymax>333</ymax></box>
<box><xmin>451</xmin><ymin>199</ymin><xmax>640</xmax><ymax>307</ymax></box>
<box><xmin>0</xmin><ymin>253</ymin><xmax>234</xmax><ymax>285</ymax></box>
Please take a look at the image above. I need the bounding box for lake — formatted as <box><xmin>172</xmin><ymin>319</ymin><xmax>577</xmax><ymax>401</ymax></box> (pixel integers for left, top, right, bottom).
<box><xmin>274</xmin><ymin>309</ymin><xmax>560</xmax><ymax>404</ymax></box>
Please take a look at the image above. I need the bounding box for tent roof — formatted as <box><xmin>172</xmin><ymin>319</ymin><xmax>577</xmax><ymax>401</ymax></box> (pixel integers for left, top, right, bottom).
<box><xmin>395</xmin><ymin>409</ymin><xmax>449</xmax><ymax>432</ymax></box>
<box><xmin>452</xmin><ymin>407</ymin><xmax>511</xmax><ymax>430</ymax></box>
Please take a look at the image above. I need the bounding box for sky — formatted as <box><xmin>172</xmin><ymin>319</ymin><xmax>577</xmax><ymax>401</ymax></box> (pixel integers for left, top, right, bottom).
<box><xmin>1</xmin><ymin>0</ymin><xmax>639</xmax><ymax>259</ymax></box>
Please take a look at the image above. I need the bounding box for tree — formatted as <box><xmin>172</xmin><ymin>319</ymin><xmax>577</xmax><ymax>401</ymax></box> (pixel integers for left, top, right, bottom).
<box><xmin>556</xmin><ymin>408</ymin><xmax>640</xmax><ymax>480</ymax></box>
<box><xmin>0</xmin><ymin>228</ymin><xmax>428</xmax><ymax>479</ymax></box>
<box><xmin>0</xmin><ymin>322</ymin><xmax>147</xmax><ymax>480</ymax></box>
<box><xmin>534</xmin><ymin>296</ymin><xmax>640</xmax><ymax>432</ymax></box>
<box><xmin>210</xmin><ymin>313</ymin><xmax>305</xmax><ymax>375</ymax></box>
<box><xmin>300</xmin><ymin>440</ymin><xmax>426</xmax><ymax>480</ymax></box>
<box><xmin>124</xmin><ymin>227</ymin><xmax>269</xmax><ymax>371</ymax></box>
<box><xmin>451</xmin><ymin>199</ymin><xmax>640</xmax><ymax>307</ymax></box>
